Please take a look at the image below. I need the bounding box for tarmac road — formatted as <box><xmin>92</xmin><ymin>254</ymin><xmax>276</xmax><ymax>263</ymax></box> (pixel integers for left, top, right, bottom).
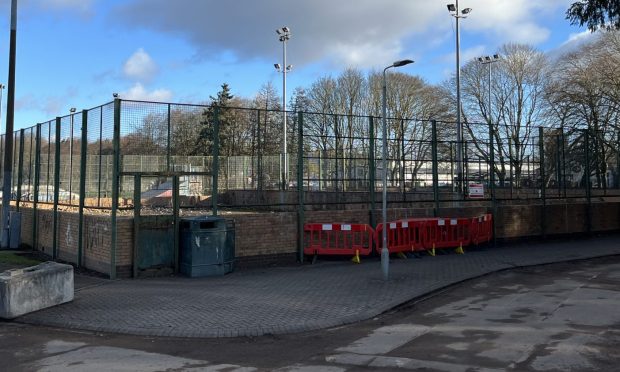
<box><xmin>1</xmin><ymin>256</ymin><xmax>619</xmax><ymax>371</ymax></box>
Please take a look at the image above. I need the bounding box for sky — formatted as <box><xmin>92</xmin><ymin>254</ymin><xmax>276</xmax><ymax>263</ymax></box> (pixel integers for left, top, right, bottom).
<box><xmin>0</xmin><ymin>0</ymin><xmax>595</xmax><ymax>131</ymax></box>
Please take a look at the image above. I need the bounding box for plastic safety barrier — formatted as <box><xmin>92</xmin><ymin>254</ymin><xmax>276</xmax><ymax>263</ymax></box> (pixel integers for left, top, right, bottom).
<box><xmin>471</xmin><ymin>214</ymin><xmax>493</xmax><ymax>244</ymax></box>
<box><xmin>375</xmin><ymin>219</ymin><xmax>427</xmax><ymax>254</ymax></box>
<box><xmin>423</xmin><ymin>217</ymin><xmax>472</xmax><ymax>251</ymax></box>
<box><xmin>304</xmin><ymin>223</ymin><xmax>375</xmax><ymax>257</ymax></box>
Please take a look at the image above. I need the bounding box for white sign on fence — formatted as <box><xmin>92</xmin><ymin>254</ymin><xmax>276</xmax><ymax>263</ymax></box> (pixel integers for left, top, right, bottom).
<box><xmin>468</xmin><ymin>183</ymin><xmax>484</xmax><ymax>199</ymax></box>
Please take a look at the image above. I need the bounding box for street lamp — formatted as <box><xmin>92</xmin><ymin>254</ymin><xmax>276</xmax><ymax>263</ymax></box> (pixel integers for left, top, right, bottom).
<box><xmin>69</xmin><ymin>107</ymin><xmax>76</xmax><ymax>203</ymax></box>
<box><xmin>447</xmin><ymin>1</ymin><xmax>472</xmax><ymax>196</ymax></box>
<box><xmin>275</xmin><ymin>26</ymin><xmax>292</xmax><ymax>190</ymax></box>
<box><xmin>382</xmin><ymin>58</ymin><xmax>414</xmax><ymax>281</ymax></box>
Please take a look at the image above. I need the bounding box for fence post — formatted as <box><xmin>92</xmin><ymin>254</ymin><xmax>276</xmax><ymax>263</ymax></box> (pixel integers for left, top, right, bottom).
<box><xmin>32</xmin><ymin>124</ymin><xmax>41</xmax><ymax>250</ymax></box>
<box><xmin>77</xmin><ymin>110</ymin><xmax>88</xmax><ymax>267</ymax></box>
<box><xmin>431</xmin><ymin>120</ymin><xmax>439</xmax><ymax>217</ymax></box>
<box><xmin>616</xmin><ymin>131</ymin><xmax>620</xmax><ymax>189</ymax></box>
<box><xmin>538</xmin><ymin>127</ymin><xmax>546</xmax><ymax>238</ymax></box>
<box><xmin>584</xmin><ymin>129</ymin><xmax>592</xmax><ymax>234</ymax></box>
<box><xmin>16</xmin><ymin>129</ymin><xmax>24</xmax><ymax>212</ymax></box>
<box><xmin>132</xmin><ymin>174</ymin><xmax>141</xmax><ymax>278</ymax></box>
<box><xmin>369</xmin><ymin>116</ymin><xmax>376</xmax><ymax>227</ymax></box>
<box><xmin>173</xmin><ymin>174</ymin><xmax>180</xmax><ymax>273</ymax></box>
<box><xmin>167</xmin><ymin>103</ymin><xmax>171</xmax><ymax>172</ymax></box>
<box><xmin>561</xmin><ymin>127</ymin><xmax>567</xmax><ymax>198</ymax></box>
<box><xmin>488</xmin><ymin>120</ymin><xmax>496</xmax><ymax>246</ymax></box>
<box><xmin>110</xmin><ymin>98</ymin><xmax>121</xmax><ymax>279</ymax></box>
<box><xmin>400</xmin><ymin>118</ymin><xmax>406</xmax><ymax>201</ymax></box>
<box><xmin>556</xmin><ymin>134</ymin><xmax>561</xmax><ymax>197</ymax></box>
<box><xmin>297</xmin><ymin>112</ymin><xmax>304</xmax><ymax>263</ymax></box>
<box><xmin>211</xmin><ymin>106</ymin><xmax>220</xmax><ymax>216</ymax></box>
<box><xmin>52</xmin><ymin>117</ymin><xmax>61</xmax><ymax>259</ymax></box>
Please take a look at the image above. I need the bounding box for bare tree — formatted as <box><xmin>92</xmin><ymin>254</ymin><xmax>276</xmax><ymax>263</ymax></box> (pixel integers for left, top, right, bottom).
<box><xmin>459</xmin><ymin>43</ymin><xmax>549</xmax><ymax>188</ymax></box>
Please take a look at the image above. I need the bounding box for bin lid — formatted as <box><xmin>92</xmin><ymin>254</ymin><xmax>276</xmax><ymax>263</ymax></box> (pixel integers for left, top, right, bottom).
<box><xmin>180</xmin><ymin>216</ymin><xmax>228</xmax><ymax>230</ymax></box>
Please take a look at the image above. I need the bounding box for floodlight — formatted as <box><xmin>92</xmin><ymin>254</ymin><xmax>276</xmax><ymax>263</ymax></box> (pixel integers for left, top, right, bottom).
<box><xmin>493</xmin><ymin>54</ymin><xmax>499</xmax><ymax>59</ymax></box>
<box><xmin>485</xmin><ymin>56</ymin><xmax>491</xmax><ymax>61</ymax></box>
<box><xmin>70</xmin><ymin>107</ymin><xmax>76</xmax><ymax>113</ymax></box>
<box><xmin>462</xmin><ymin>8</ymin><xmax>472</xmax><ymax>14</ymax></box>
<box><xmin>478</xmin><ymin>57</ymin><xmax>483</xmax><ymax>62</ymax></box>
<box><xmin>286</xmin><ymin>65</ymin><xmax>292</xmax><ymax>71</ymax></box>
<box><xmin>282</xmin><ymin>26</ymin><xmax>290</xmax><ymax>33</ymax></box>
<box><xmin>274</xmin><ymin>63</ymin><xmax>281</xmax><ymax>70</ymax></box>
<box><xmin>447</xmin><ymin>4</ymin><xmax>456</xmax><ymax>12</ymax></box>
<box><xmin>112</xmin><ymin>93</ymin><xmax>119</xmax><ymax>98</ymax></box>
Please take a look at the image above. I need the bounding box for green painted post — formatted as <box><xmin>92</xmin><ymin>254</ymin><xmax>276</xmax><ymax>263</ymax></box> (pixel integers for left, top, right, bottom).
<box><xmin>538</xmin><ymin>127</ymin><xmax>546</xmax><ymax>238</ymax></box>
<box><xmin>584</xmin><ymin>129</ymin><xmax>592</xmax><ymax>234</ymax></box>
<box><xmin>369</xmin><ymin>116</ymin><xmax>376</xmax><ymax>227</ymax></box>
<box><xmin>556</xmin><ymin>134</ymin><xmax>561</xmax><ymax>197</ymax></box>
<box><xmin>166</xmin><ymin>103</ymin><xmax>171</xmax><ymax>172</ymax></box>
<box><xmin>16</xmin><ymin>129</ymin><xmax>24</xmax><ymax>212</ymax></box>
<box><xmin>110</xmin><ymin>99</ymin><xmax>121</xmax><ymax>279</ymax></box>
<box><xmin>489</xmin><ymin>120</ymin><xmax>497</xmax><ymax>246</ymax></box>
<box><xmin>133</xmin><ymin>174</ymin><xmax>140</xmax><ymax>278</ymax></box>
<box><xmin>32</xmin><ymin>124</ymin><xmax>41</xmax><ymax>250</ymax></box>
<box><xmin>616</xmin><ymin>131</ymin><xmax>620</xmax><ymax>189</ymax></box>
<box><xmin>211</xmin><ymin>107</ymin><xmax>220</xmax><ymax>216</ymax></box>
<box><xmin>52</xmin><ymin>117</ymin><xmax>61</xmax><ymax>259</ymax></box>
<box><xmin>172</xmin><ymin>174</ymin><xmax>180</xmax><ymax>273</ymax></box>
<box><xmin>77</xmin><ymin>110</ymin><xmax>88</xmax><ymax>267</ymax></box>
<box><xmin>297</xmin><ymin>112</ymin><xmax>304</xmax><ymax>263</ymax></box>
<box><xmin>431</xmin><ymin>120</ymin><xmax>439</xmax><ymax>217</ymax></box>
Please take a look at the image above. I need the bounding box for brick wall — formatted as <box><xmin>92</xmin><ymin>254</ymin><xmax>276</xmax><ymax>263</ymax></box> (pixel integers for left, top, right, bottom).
<box><xmin>15</xmin><ymin>201</ymin><xmax>620</xmax><ymax>278</ymax></box>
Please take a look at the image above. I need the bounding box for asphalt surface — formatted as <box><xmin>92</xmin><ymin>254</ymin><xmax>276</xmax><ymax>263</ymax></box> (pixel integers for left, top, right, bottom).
<box><xmin>8</xmin><ymin>234</ymin><xmax>620</xmax><ymax>338</ymax></box>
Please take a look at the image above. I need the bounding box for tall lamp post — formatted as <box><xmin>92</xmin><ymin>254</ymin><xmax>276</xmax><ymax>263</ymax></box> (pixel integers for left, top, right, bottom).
<box><xmin>382</xmin><ymin>59</ymin><xmax>414</xmax><ymax>281</ymax></box>
<box><xmin>478</xmin><ymin>54</ymin><xmax>499</xmax><ymax>213</ymax></box>
<box><xmin>477</xmin><ymin>54</ymin><xmax>499</xmax><ymax>123</ymax></box>
<box><xmin>447</xmin><ymin>1</ymin><xmax>472</xmax><ymax>196</ymax></box>
<box><xmin>275</xmin><ymin>26</ymin><xmax>292</xmax><ymax>190</ymax></box>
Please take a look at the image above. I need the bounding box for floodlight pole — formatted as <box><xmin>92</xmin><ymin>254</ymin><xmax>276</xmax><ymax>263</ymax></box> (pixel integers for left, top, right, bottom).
<box><xmin>448</xmin><ymin>0</ymin><xmax>471</xmax><ymax>197</ymax></box>
<box><xmin>1</xmin><ymin>0</ymin><xmax>17</xmax><ymax>249</ymax></box>
<box><xmin>381</xmin><ymin>59</ymin><xmax>413</xmax><ymax>281</ymax></box>
<box><xmin>276</xmin><ymin>27</ymin><xmax>291</xmax><ymax>190</ymax></box>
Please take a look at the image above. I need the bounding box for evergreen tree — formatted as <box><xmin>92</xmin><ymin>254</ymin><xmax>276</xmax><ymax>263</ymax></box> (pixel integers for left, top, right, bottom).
<box><xmin>567</xmin><ymin>0</ymin><xmax>620</xmax><ymax>31</ymax></box>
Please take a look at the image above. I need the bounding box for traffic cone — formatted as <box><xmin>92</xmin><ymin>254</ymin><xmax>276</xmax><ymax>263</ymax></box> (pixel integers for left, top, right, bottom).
<box><xmin>351</xmin><ymin>249</ymin><xmax>361</xmax><ymax>264</ymax></box>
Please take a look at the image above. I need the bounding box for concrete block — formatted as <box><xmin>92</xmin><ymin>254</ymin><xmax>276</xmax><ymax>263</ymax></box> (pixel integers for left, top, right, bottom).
<box><xmin>0</xmin><ymin>261</ymin><xmax>74</xmax><ymax>319</ymax></box>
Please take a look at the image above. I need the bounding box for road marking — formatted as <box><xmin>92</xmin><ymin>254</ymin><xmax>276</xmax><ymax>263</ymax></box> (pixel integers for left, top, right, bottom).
<box><xmin>32</xmin><ymin>346</ymin><xmax>258</xmax><ymax>372</ymax></box>
<box><xmin>336</xmin><ymin>324</ymin><xmax>429</xmax><ymax>355</ymax></box>
<box><xmin>327</xmin><ymin>352</ymin><xmax>502</xmax><ymax>371</ymax></box>
<box><xmin>274</xmin><ymin>364</ymin><xmax>346</xmax><ymax>372</ymax></box>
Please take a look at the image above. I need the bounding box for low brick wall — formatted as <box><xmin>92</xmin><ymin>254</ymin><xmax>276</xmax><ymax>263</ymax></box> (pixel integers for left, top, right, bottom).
<box><xmin>15</xmin><ymin>201</ymin><xmax>620</xmax><ymax>278</ymax></box>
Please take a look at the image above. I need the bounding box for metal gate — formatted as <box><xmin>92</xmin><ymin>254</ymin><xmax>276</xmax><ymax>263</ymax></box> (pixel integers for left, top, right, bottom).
<box><xmin>132</xmin><ymin>174</ymin><xmax>180</xmax><ymax>277</ymax></box>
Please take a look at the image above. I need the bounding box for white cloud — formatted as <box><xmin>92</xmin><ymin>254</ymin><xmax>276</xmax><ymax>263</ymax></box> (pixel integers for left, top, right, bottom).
<box><xmin>547</xmin><ymin>30</ymin><xmax>601</xmax><ymax>60</ymax></box>
<box><xmin>33</xmin><ymin>0</ymin><xmax>95</xmax><ymax>16</ymax></box>
<box><xmin>123</xmin><ymin>48</ymin><xmax>159</xmax><ymax>82</ymax></box>
<box><xmin>113</xmin><ymin>0</ymin><xmax>575</xmax><ymax>70</ymax></box>
<box><xmin>120</xmin><ymin>83</ymin><xmax>172</xmax><ymax>102</ymax></box>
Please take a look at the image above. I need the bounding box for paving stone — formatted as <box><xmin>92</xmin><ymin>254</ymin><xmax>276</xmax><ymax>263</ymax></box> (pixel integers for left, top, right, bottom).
<box><xmin>15</xmin><ymin>235</ymin><xmax>620</xmax><ymax>338</ymax></box>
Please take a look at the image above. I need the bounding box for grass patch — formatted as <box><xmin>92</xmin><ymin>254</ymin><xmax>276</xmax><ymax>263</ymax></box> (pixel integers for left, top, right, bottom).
<box><xmin>0</xmin><ymin>251</ymin><xmax>44</xmax><ymax>266</ymax></box>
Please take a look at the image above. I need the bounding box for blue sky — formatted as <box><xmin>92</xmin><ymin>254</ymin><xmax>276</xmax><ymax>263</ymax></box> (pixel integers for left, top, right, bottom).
<box><xmin>0</xmin><ymin>0</ymin><xmax>592</xmax><ymax>131</ymax></box>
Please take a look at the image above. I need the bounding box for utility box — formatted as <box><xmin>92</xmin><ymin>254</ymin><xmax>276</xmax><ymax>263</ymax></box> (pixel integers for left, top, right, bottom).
<box><xmin>179</xmin><ymin>216</ymin><xmax>235</xmax><ymax>277</ymax></box>
<box><xmin>9</xmin><ymin>211</ymin><xmax>21</xmax><ymax>249</ymax></box>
